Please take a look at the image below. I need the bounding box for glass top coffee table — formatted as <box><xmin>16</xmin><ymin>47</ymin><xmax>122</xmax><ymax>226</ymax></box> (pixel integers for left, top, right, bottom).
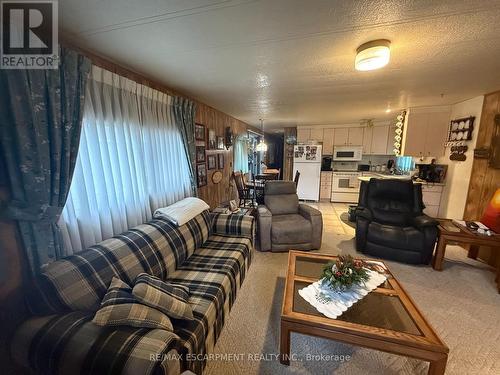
<box><xmin>281</xmin><ymin>251</ymin><xmax>448</xmax><ymax>374</ymax></box>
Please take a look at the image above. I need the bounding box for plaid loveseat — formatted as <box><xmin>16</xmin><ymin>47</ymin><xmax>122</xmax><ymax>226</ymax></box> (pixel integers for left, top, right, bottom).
<box><xmin>11</xmin><ymin>210</ymin><xmax>254</xmax><ymax>375</ymax></box>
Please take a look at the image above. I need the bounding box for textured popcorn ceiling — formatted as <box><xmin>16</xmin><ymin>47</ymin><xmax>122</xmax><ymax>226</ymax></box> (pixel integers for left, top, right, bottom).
<box><xmin>60</xmin><ymin>0</ymin><xmax>500</xmax><ymax>128</ymax></box>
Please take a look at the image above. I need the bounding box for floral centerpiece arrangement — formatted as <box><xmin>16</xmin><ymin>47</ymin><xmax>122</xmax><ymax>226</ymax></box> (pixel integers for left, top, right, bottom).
<box><xmin>320</xmin><ymin>255</ymin><xmax>375</xmax><ymax>292</ymax></box>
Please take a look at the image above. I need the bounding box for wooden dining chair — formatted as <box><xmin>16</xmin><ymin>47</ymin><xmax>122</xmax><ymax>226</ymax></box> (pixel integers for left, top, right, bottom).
<box><xmin>232</xmin><ymin>171</ymin><xmax>253</xmax><ymax>207</ymax></box>
<box><xmin>294</xmin><ymin>170</ymin><xmax>300</xmax><ymax>187</ymax></box>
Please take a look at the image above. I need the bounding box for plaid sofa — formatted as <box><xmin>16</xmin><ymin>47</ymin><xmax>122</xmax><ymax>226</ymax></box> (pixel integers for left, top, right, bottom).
<box><xmin>11</xmin><ymin>210</ymin><xmax>254</xmax><ymax>375</ymax></box>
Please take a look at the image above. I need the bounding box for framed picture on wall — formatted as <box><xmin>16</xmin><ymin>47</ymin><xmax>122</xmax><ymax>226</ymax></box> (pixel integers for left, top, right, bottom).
<box><xmin>218</xmin><ymin>153</ymin><xmax>224</xmax><ymax>169</ymax></box>
<box><xmin>196</xmin><ymin>146</ymin><xmax>206</xmax><ymax>163</ymax></box>
<box><xmin>217</xmin><ymin>136</ymin><xmax>224</xmax><ymax>150</ymax></box>
<box><xmin>195</xmin><ymin>123</ymin><xmax>206</xmax><ymax>141</ymax></box>
<box><xmin>207</xmin><ymin>154</ymin><xmax>217</xmax><ymax>170</ymax></box>
<box><xmin>196</xmin><ymin>163</ymin><xmax>207</xmax><ymax>187</ymax></box>
<box><xmin>208</xmin><ymin>129</ymin><xmax>216</xmax><ymax>149</ymax></box>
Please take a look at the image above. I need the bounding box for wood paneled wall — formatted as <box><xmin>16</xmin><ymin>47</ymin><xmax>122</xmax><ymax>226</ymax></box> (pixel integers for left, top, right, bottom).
<box><xmin>464</xmin><ymin>90</ymin><xmax>500</xmax><ymax>266</ymax></box>
<box><xmin>195</xmin><ymin>103</ymin><xmax>249</xmax><ymax>208</ymax></box>
<box><xmin>283</xmin><ymin>127</ymin><xmax>297</xmax><ymax>181</ymax></box>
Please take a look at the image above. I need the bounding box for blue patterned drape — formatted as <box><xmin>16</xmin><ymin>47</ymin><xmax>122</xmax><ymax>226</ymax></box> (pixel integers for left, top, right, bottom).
<box><xmin>173</xmin><ymin>96</ymin><xmax>197</xmax><ymax>195</ymax></box>
<box><xmin>0</xmin><ymin>47</ymin><xmax>91</xmax><ymax>273</ymax></box>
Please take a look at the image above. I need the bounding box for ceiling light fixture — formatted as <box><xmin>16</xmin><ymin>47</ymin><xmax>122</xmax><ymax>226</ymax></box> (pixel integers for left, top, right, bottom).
<box><xmin>255</xmin><ymin>119</ymin><xmax>268</xmax><ymax>152</ymax></box>
<box><xmin>355</xmin><ymin>39</ymin><xmax>391</xmax><ymax>71</ymax></box>
<box><xmin>385</xmin><ymin>108</ymin><xmax>392</xmax><ymax>113</ymax></box>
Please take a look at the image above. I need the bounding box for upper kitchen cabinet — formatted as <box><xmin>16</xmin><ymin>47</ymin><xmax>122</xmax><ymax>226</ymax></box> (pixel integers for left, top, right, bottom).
<box><xmin>309</xmin><ymin>128</ymin><xmax>324</xmax><ymax>142</ymax></box>
<box><xmin>333</xmin><ymin>127</ymin><xmax>364</xmax><ymax>146</ymax></box>
<box><xmin>333</xmin><ymin>128</ymin><xmax>349</xmax><ymax>146</ymax></box>
<box><xmin>323</xmin><ymin>128</ymin><xmax>334</xmax><ymax>155</ymax></box>
<box><xmin>425</xmin><ymin>111</ymin><xmax>451</xmax><ymax>157</ymax></box>
<box><xmin>363</xmin><ymin>126</ymin><xmax>373</xmax><ymax>154</ymax></box>
<box><xmin>297</xmin><ymin>128</ymin><xmax>310</xmax><ymax>143</ymax></box>
<box><xmin>370</xmin><ymin>125</ymin><xmax>390</xmax><ymax>154</ymax></box>
<box><xmin>348</xmin><ymin>127</ymin><xmax>364</xmax><ymax>145</ymax></box>
<box><xmin>401</xmin><ymin>108</ymin><xmax>450</xmax><ymax>157</ymax></box>
<box><xmin>386</xmin><ymin>124</ymin><xmax>397</xmax><ymax>155</ymax></box>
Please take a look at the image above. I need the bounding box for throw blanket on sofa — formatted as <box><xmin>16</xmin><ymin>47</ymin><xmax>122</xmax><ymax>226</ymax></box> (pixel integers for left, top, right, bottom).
<box><xmin>154</xmin><ymin>197</ymin><xmax>210</xmax><ymax>226</ymax></box>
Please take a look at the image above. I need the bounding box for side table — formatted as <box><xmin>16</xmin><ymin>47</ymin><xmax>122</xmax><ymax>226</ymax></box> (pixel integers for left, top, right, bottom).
<box><xmin>433</xmin><ymin>219</ymin><xmax>500</xmax><ymax>293</ymax></box>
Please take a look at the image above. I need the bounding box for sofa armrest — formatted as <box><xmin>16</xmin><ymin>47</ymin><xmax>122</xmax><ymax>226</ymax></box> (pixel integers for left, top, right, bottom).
<box><xmin>355</xmin><ymin>207</ymin><xmax>372</xmax><ymax>221</ymax></box>
<box><xmin>257</xmin><ymin>205</ymin><xmax>272</xmax><ymax>251</ymax></box>
<box><xmin>12</xmin><ymin>313</ymin><xmax>181</xmax><ymax>375</ymax></box>
<box><xmin>298</xmin><ymin>204</ymin><xmax>321</xmax><ymax>219</ymax></box>
<box><xmin>412</xmin><ymin>215</ymin><xmax>438</xmax><ymax>228</ymax></box>
<box><xmin>210</xmin><ymin>213</ymin><xmax>255</xmax><ymax>239</ymax></box>
<box><xmin>298</xmin><ymin>204</ymin><xmax>323</xmax><ymax>249</ymax></box>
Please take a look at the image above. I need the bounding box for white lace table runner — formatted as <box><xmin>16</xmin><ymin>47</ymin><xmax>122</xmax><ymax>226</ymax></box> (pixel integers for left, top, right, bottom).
<box><xmin>298</xmin><ymin>269</ymin><xmax>388</xmax><ymax>319</ymax></box>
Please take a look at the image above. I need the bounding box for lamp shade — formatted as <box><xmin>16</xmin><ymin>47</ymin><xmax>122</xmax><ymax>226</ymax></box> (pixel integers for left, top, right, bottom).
<box><xmin>481</xmin><ymin>188</ymin><xmax>500</xmax><ymax>233</ymax></box>
<box><xmin>255</xmin><ymin>140</ymin><xmax>268</xmax><ymax>152</ymax></box>
<box><xmin>355</xmin><ymin>39</ymin><xmax>391</xmax><ymax>71</ymax></box>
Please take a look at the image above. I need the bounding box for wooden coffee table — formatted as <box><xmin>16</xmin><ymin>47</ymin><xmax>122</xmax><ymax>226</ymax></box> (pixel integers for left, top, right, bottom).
<box><xmin>281</xmin><ymin>251</ymin><xmax>449</xmax><ymax>374</ymax></box>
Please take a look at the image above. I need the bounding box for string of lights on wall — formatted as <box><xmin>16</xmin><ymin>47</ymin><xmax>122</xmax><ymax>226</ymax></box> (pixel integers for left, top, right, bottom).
<box><xmin>393</xmin><ymin>110</ymin><xmax>406</xmax><ymax>156</ymax></box>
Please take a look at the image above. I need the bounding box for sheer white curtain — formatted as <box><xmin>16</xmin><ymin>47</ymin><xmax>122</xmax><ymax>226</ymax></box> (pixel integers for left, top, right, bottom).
<box><xmin>59</xmin><ymin>66</ymin><xmax>191</xmax><ymax>253</ymax></box>
<box><xmin>233</xmin><ymin>134</ymin><xmax>249</xmax><ymax>173</ymax></box>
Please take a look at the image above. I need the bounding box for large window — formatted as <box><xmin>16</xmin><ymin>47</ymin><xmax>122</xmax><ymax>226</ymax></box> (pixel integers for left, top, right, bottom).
<box><xmin>59</xmin><ymin>66</ymin><xmax>192</xmax><ymax>253</ymax></box>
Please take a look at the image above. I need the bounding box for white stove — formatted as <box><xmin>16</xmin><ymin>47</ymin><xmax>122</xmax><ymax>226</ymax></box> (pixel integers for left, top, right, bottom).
<box><xmin>331</xmin><ymin>171</ymin><xmax>361</xmax><ymax>203</ymax></box>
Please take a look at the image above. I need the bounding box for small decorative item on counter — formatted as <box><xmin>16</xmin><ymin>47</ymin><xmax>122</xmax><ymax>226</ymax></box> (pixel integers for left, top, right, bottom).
<box><xmin>320</xmin><ymin>255</ymin><xmax>375</xmax><ymax>292</ymax></box>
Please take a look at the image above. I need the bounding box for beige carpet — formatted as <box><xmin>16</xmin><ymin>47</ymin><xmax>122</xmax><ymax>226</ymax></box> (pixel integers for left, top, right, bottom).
<box><xmin>205</xmin><ymin>208</ymin><xmax>500</xmax><ymax>375</ymax></box>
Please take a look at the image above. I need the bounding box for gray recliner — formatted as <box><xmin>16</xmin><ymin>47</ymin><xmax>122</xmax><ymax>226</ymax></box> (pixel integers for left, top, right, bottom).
<box><xmin>257</xmin><ymin>181</ymin><xmax>323</xmax><ymax>252</ymax></box>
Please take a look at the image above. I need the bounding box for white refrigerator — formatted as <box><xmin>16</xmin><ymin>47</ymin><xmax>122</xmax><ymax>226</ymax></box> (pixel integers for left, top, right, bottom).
<box><xmin>293</xmin><ymin>144</ymin><xmax>322</xmax><ymax>201</ymax></box>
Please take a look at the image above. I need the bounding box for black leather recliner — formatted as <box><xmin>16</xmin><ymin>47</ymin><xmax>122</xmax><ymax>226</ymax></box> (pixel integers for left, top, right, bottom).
<box><xmin>355</xmin><ymin>179</ymin><xmax>438</xmax><ymax>264</ymax></box>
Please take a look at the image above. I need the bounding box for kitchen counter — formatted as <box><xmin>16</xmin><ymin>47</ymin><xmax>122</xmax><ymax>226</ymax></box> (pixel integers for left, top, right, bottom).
<box><xmin>358</xmin><ymin>174</ymin><xmax>446</xmax><ymax>186</ymax></box>
<box><xmin>357</xmin><ymin>173</ymin><xmax>445</xmax><ymax>217</ymax></box>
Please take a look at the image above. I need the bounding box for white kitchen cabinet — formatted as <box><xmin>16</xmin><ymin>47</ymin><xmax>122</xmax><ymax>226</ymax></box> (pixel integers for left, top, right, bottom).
<box><xmin>333</xmin><ymin>128</ymin><xmax>349</xmax><ymax>146</ymax></box>
<box><xmin>425</xmin><ymin>112</ymin><xmax>450</xmax><ymax>158</ymax></box>
<box><xmin>297</xmin><ymin>128</ymin><xmax>310</xmax><ymax>143</ymax></box>
<box><xmin>309</xmin><ymin>128</ymin><xmax>324</xmax><ymax>143</ymax></box>
<box><xmin>322</xmin><ymin>128</ymin><xmax>334</xmax><ymax>155</ymax></box>
<box><xmin>370</xmin><ymin>125</ymin><xmax>390</xmax><ymax>154</ymax></box>
<box><xmin>402</xmin><ymin>112</ymin><xmax>428</xmax><ymax>157</ymax></box>
<box><xmin>348</xmin><ymin>127</ymin><xmax>364</xmax><ymax>145</ymax></box>
<box><xmin>320</xmin><ymin>172</ymin><xmax>333</xmax><ymax>200</ymax></box>
<box><xmin>362</xmin><ymin>126</ymin><xmax>373</xmax><ymax>154</ymax></box>
<box><xmin>421</xmin><ymin>184</ymin><xmax>444</xmax><ymax>217</ymax></box>
<box><xmin>402</xmin><ymin>109</ymin><xmax>450</xmax><ymax>157</ymax></box>
<box><xmin>386</xmin><ymin>124</ymin><xmax>397</xmax><ymax>155</ymax></box>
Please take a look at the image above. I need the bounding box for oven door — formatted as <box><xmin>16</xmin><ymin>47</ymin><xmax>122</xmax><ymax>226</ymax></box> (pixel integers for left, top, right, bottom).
<box><xmin>332</xmin><ymin>175</ymin><xmax>360</xmax><ymax>193</ymax></box>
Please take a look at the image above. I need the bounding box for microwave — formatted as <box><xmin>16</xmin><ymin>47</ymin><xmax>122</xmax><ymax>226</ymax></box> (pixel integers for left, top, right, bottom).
<box><xmin>333</xmin><ymin>145</ymin><xmax>363</xmax><ymax>161</ymax></box>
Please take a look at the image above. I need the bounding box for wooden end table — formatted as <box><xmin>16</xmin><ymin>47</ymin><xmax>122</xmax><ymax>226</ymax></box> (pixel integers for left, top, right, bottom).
<box><xmin>281</xmin><ymin>251</ymin><xmax>449</xmax><ymax>374</ymax></box>
<box><xmin>432</xmin><ymin>219</ymin><xmax>500</xmax><ymax>293</ymax></box>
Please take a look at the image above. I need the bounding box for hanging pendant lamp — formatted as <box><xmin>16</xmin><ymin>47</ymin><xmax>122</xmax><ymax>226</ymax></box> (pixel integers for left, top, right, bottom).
<box><xmin>255</xmin><ymin>119</ymin><xmax>268</xmax><ymax>152</ymax></box>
